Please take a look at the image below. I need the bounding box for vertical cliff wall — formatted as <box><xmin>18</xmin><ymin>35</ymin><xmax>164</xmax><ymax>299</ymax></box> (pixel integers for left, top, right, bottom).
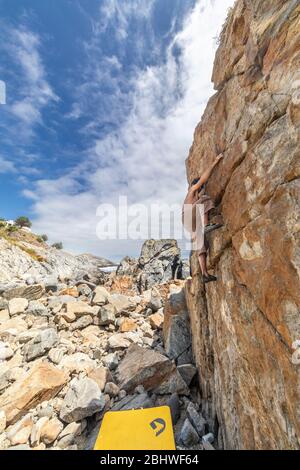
<box><xmin>185</xmin><ymin>0</ymin><xmax>300</xmax><ymax>450</ymax></box>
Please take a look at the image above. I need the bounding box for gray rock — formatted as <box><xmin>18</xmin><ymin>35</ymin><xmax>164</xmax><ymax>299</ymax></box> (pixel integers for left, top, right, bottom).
<box><xmin>108</xmin><ymin>333</ymin><xmax>131</xmax><ymax>350</ymax></box>
<box><xmin>77</xmin><ymin>284</ymin><xmax>92</xmax><ymax>297</ymax></box>
<box><xmin>0</xmin><ymin>342</ymin><xmax>14</xmax><ymax>360</ymax></box>
<box><xmin>180</xmin><ymin>260</ymin><xmax>190</xmax><ymax>279</ymax></box>
<box><xmin>92</xmin><ymin>286</ymin><xmax>110</xmax><ymax>306</ymax></box>
<box><xmin>186</xmin><ymin>402</ymin><xmax>206</xmax><ymax>437</ymax></box>
<box><xmin>2</xmin><ymin>284</ymin><xmax>44</xmax><ymax>301</ymax></box>
<box><xmin>104</xmin><ymin>382</ymin><xmax>120</xmax><ymax>398</ymax></box>
<box><xmin>112</xmin><ymin>393</ymin><xmax>154</xmax><ymax>411</ymax></box>
<box><xmin>165</xmin><ymin>315</ymin><xmax>192</xmax><ymax>361</ymax></box>
<box><xmin>99</xmin><ymin>304</ymin><xmax>116</xmax><ymax>326</ymax></box>
<box><xmin>116</xmin><ymin>257</ymin><xmax>138</xmax><ymax>276</ymax></box>
<box><xmin>37</xmin><ymin>405</ymin><xmax>54</xmax><ymax>419</ymax></box>
<box><xmin>148</xmin><ymin>287</ymin><xmax>163</xmax><ymax>312</ymax></box>
<box><xmin>137</xmin><ymin>239</ymin><xmax>182</xmax><ymax>291</ymax></box>
<box><xmin>47</xmin><ymin>296</ymin><xmax>76</xmax><ymax>309</ymax></box>
<box><xmin>48</xmin><ymin>347</ymin><xmax>65</xmax><ymax>365</ymax></box>
<box><xmin>60</xmin><ymin>378</ymin><xmax>105</xmax><ymax>423</ymax></box>
<box><xmin>177</xmin><ymin>364</ymin><xmax>197</xmax><ymax>386</ymax></box>
<box><xmin>154</xmin><ymin>369</ymin><xmax>190</xmax><ymax>396</ymax></box>
<box><xmin>109</xmin><ymin>294</ymin><xmax>137</xmax><ymax>316</ymax></box>
<box><xmin>44</xmin><ymin>276</ymin><xmax>59</xmax><ymax>292</ymax></box>
<box><xmin>135</xmin><ymin>385</ymin><xmax>145</xmax><ymax>395</ymax></box>
<box><xmin>0</xmin><ymin>368</ymin><xmax>24</xmax><ymax>392</ymax></box>
<box><xmin>0</xmin><ymin>298</ymin><xmax>8</xmax><ymax>310</ymax></box>
<box><xmin>116</xmin><ymin>344</ymin><xmax>175</xmax><ymax>393</ymax></box>
<box><xmin>27</xmin><ymin>300</ymin><xmax>49</xmax><ymax>317</ymax></box>
<box><xmin>57</xmin><ymin>421</ymin><xmax>87</xmax><ymax>449</ymax></box>
<box><xmin>167</xmin><ymin>393</ymin><xmax>181</xmax><ymax>425</ymax></box>
<box><xmin>202</xmin><ymin>433</ymin><xmax>214</xmax><ymax>444</ymax></box>
<box><xmin>102</xmin><ymin>353</ymin><xmax>119</xmax><ymax>370</ymax></box>
<box><xmin>177</xmin><ymin>347</ymin><xmax>194</xmax><ymax>366</ymax></box>
<box><xmin>57</xmin><ymin>434</ymin><xmax>74</xmax><ymax>449</ymax></box>
<box><xmin>23</xmin><ymin>328</ymin><xmax>58</xmax><ymax>361</ymax></box>
<box><xmin>69</xmin><ymin>315</ymin><xmax>93</xmax><ymax>331</ymax></box>
<box><xmin>180</xmin><ymin>418</ymin><xmax>200</xmax><ymax>447</ymax></box>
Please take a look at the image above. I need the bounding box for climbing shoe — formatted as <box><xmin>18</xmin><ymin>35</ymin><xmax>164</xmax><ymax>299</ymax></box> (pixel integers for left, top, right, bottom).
<box><xmin>204</xmin><ymin>223</ymin><xmax>223</xmax><ymax>235</ymax></box>
<box><xmin>203</xmin><ymin>274</ymin><xmax>217</xmax><ymax>283</ymax></box>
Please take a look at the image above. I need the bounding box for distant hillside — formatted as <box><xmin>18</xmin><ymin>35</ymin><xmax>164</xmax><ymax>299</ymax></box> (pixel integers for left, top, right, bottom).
<box><xmin>0</xmin><ymin>223</ymin><xmax>114</xmax><ymax>284</ymax></box>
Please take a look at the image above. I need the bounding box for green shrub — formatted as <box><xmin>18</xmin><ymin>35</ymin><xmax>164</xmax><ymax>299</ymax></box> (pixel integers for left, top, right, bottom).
<box><xmin>52</xmin><ymin>242</ymin><xmax>63</xmax><ymax>250</ymax></box>
<box><xmin>40</xmin><ymin>234</ymin><xmax>48</xmax><ymax>242</ymax></box>
<box><xmin>7</xmin><ymin>225</ymin><xmax>18</xmax><ymax>233</ymax></box>
<box><xmin>15</xmin><ymin>216</ymin><xmax>32</xmax><ymax>228</ymax></box>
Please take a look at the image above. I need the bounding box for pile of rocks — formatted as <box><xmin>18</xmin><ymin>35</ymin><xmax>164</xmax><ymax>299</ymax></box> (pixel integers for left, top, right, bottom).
<box><xmin>117</xmin><ymin>239</ymin><xmax>190</xmax><ymax>292</ymax></box>
<box><xmin>0</xmin><ymin>275</ymin><xmax>213</xmax><ymax>450</ymax></box>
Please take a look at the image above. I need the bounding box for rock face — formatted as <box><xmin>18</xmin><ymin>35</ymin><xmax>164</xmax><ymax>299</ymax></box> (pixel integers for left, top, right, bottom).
<box><xmin>185</xmin><ymin>0</ymin><xmax>300</xmax><ymax>450</ymax></box>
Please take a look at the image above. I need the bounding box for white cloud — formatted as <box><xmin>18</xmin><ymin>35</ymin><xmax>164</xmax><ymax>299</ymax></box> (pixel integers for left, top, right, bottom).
<box><xmin>99</xmin><ymin>0</ymin><xmax>155</xmax><ymax>40</ymax></box>
<box><xmin>30</xmin><ymin>0</ymin><xmax>235</xmax><ymax>261</ymax></box>
<box><xmin>0</xmin><ymin>156</ymin><xmax>17</xmax><ymax>174</ymax></box>
<box><xmin>5</xmin><ymin>27</ymin><xmax>59</xmax><ymax>130</ymax></box>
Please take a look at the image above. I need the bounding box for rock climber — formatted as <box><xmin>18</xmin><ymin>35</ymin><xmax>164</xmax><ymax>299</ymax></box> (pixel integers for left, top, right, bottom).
<box><xmin>182</xmin><ymin>153</ymin><xmax>224</xmax><ymax>283</ymax></box>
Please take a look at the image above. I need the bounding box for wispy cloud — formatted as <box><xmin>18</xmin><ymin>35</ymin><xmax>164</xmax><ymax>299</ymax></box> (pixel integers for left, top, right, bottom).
<box><xmin>0</xmin><ymin>156</ymin><xmax>17</xmax><ymax>174</ymax></box>
<box><xmin>30</xmin><ymin>0</ymin><xmax>234</xmax><ymax>260</ymax></box>
<box><xmin>0</xmin><ymin>23</ymin><xmax>59</xmax><ymax>146</ymax></box>
<box><xmin>98</xmin><ymin>0</ymin><xmax>155</xmax><ymax>40</ymax></box>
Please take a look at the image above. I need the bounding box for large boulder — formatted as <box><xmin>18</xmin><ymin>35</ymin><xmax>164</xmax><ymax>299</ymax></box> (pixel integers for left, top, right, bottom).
<box><xmin>0</xmin><ymin>362</ymin><xmax>67</xmax><ymax>424</ymax></box>
<box><xmin>115</xmin><ymin>344</ymin><xmax>175</xmax><ymax>393</ymax></box>
<box><xmin>116</xmin><ymin>257</ymin><xmax>138</xmax><ymax>277</ymax></box>
<box><xmin>1</xmin><ymin>284</ymin><xmax>44</xmax><ymax>301</ymax></box>
<box><xmin>137</xmin><ymin>240</ymin><xmax>182</xmax><ymax>291</ymax></box>
<box><xmin>60</xmin><ymin>377</ymin><xmax>105</xmax><ymax>423</ymax></box>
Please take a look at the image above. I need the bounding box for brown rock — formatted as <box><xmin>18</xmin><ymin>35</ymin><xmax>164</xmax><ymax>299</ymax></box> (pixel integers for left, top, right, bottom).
<box><xmin>66</xmin><ymin>301</ymin><xmax>95</xmax><ymax>319</ymax></box>
<box><xmin>40</xmin><ymin>417</ymin><xmax>64</xmax><ymax>445</ymax></box>
<box><xmin>149</xmin><ymin>313</ymin><xmax>164</xmax><ymax>330</ymax></box>
<box><xmin>58</xmin><ymin>287</ymin><xmax>79</xmax><ymax>298</ymax></box>
<box><xmin>0</xmin><ymin>362</ymin><xmax>68</xmax><ymax>425</ymax></box>
<box><xmin>87</xmin><ymin>367</ymin><xmax>113</xmax><ymax>391</ymax></box>
<box><xmin>116</xmin><ymin>344</ymin><xmax>175</xmax><ymax>393</ymax></box>
<box><xmin>119</xmin><ymin>318</ymin><xmax>137</xmax><ymax>333</ymax></box>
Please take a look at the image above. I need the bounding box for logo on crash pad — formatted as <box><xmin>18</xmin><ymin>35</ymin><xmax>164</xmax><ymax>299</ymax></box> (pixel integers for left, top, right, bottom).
<box><xmin>150</xmin><ymin>418</ymin><xmax>166</xmax><ymax>437</ymax></box>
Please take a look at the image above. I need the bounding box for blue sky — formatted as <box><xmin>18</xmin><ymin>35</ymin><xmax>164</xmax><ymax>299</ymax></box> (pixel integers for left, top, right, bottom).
<box><xmin>0</xmin><ymin>0</ymin><xmax>234</xmax><ymax>262</ymax></box>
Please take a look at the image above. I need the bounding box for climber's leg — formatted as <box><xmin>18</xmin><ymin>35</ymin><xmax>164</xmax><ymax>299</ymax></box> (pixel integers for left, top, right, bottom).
<box><xmin>204</xmin><ymin>212</ymin><xmax>209</xmax><ymax>226</ymax></box>
<box><xmin>198</xmin><ymin>253</ymin><xmax>208</xmax><ymax>277</ymax></box>
<box><xmin>198</xmin><ymin>245</ymin><xmax>217</xmax><ymax>284</ymax></box>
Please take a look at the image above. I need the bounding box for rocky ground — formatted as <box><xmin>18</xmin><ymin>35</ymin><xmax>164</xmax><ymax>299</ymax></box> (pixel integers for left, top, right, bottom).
<box><xmin>0</xmin><ymin>240</ymin><xmax>214</xmax><ymax>451</ymax></box>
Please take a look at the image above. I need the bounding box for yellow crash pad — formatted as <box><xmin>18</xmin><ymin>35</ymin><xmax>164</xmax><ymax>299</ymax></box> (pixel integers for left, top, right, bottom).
<box><xmin>94</xmin><ymin>406</ymin><xmax>176</xmax><ymax>450</ymax></box>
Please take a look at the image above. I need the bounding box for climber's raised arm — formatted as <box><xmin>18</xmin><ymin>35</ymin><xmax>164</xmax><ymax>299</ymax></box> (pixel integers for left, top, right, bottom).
<box><xmin>198</xmin><ymin>153</ymin><xmax>224</xmax><ymax>186</ymax></box>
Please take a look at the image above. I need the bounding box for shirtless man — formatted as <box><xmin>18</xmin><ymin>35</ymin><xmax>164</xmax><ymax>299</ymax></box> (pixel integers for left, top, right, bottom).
<box><xmin>182</xmin><ymin>154</ymin><xmax>223</xmax><ymax>283</ymax></box>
